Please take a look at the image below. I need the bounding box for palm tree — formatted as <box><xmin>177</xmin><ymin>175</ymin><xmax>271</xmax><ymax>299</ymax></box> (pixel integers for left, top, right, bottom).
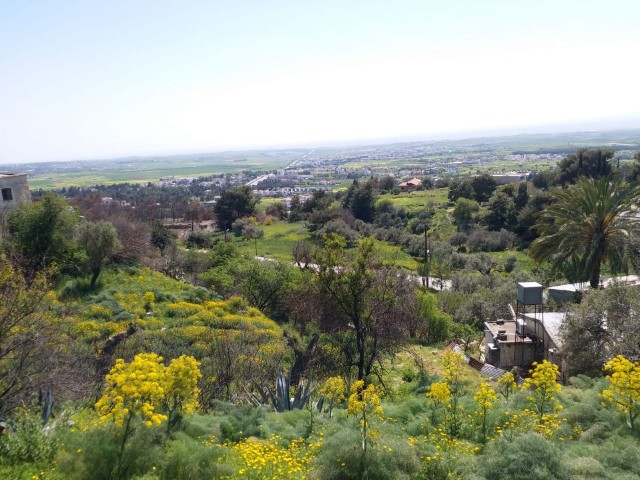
<box><xmin>529</xmin><ymin>177</ymin><xmax>639</xmax><ymax>288</ymax></box>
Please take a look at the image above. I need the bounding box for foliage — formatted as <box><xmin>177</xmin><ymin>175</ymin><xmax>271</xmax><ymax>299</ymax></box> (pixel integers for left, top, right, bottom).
<box><xmin>151</xmin><ymin>221</ymin><xmax>174</xmax><ymax>256</ymax></box>
<box><xmin>0</xmin><ymin>408</ymin><xmax>58</xmax><ymax>466</ymax></box>
<box><xmin>562</xmin><ymin>284</ymin><xmax>640</xmax><ymax>377</ymax></box>
<box><xmin>214</xmin><ymin>186</ymin><xmax>258</xmax><ymax>229</ymax></box>
<box><xmin>318</xmin><ymin>376</ymin><xmax>346</xmax><ymax>418</ymax></box>
<box><xmin>601</xmin><ymin>355</ymin><xmax>640</xmax><ymax>430</ymax></box>
<box><xmin>75</xmin><ymin>220</ymin><xmax>121</xmax><ymax>287</ymax></box>
<box><xmin>252</xmin><ymin>369</ymin><xmax>314</xmax><ymax>413</ymax></box>
<box><xmin>6</xmin><ymin>192</ymin><xmax>80</xmax><ymax>273</ymax></box>
<box><xmin>521</xmin><ymin>360</ymin><xmax>562</xmax><ymax>420</ymax></box>
<box><xmin>0</xmin><ymin>256</ymin><xmax>68</xmax><ymax>417</ymax></box>
<box><xmin>529</xmin><ymin>177</ymin><xmax>639</xmax><ymax>288</ymax></box>
<box><xmin>95</xmin><ymin>352</ymin><xmax>170</xmax><ymax>429</ymax></box>
<box><xmin>556</xmin><ymin>148</ymin><xmax>613</xmax><ymax>185</ymax></box>
<box><xmin>228</xmin><ymin>434</ymin><xmax>321</xmax><ymax>480</ymax></box>
<box><xmin>347</xmin><ymin>380</ymin><xmax>384</xmax><ymax>478</ymax></box>
<box><xmin>497</xmin><ymin>372</ymin><xmax>517</xmax><ymax>400</ymax></box>
<box><xmin>482</xmin><ymin>432</ymin><xmax>569</xmax><ymax>480</ymax></box>
<box><xmin>473</xmin><ymin>383</ymin><xmax>497</xmax><ymax>443</ymax></box>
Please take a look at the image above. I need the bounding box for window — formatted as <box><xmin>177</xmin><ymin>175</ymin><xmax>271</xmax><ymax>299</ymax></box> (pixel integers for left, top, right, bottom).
<box><xmin>2</xmin><ymin>188</ymin><xmax>13</xmax><ymax>201</ymax></box>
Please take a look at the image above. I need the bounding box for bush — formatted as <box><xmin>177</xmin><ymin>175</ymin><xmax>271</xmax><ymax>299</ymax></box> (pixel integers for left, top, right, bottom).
<box><xmin>159</xmin><ymin>432</ymin><xmax>231</xmax><ymax>480</ymax></box>
<box><xmin>467</xmin><ymin>229</ymin><xmax>516</xmax><ymax>252</ymax></box>
<box><xmin>312</xmin><ymin>428</ymin><xmax>419</xmax><ymax>480</ymax></box>
<box><xmin>56</xmin><ymin>424</ymin><xmax>163</xmax><ymax>480</ymax></box>
<box><xmin>185</xmin><ymin>232</ymin><xmax>215</xmax><ymax>250</ymax></box>
<box><xmin>0</xmin><ymin>409</ymin><xmax>57</xmax><ymax>466</ymax></box>
<box><xmin>316</xmin><ymin>220</ymin><xmax>360</xmax><ymax>246</ymax></box>
<box><xmin>218</xmin><ymin>404</ymin><xmax>267</xmax><ymax>442</ymax></box>
<box><xmin>482</xmin><ymin>432</ymin><xmax>569</xmax><ymax>480</ymax></box>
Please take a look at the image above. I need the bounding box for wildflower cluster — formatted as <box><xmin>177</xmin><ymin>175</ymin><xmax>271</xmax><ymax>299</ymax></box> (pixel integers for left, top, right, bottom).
<box><xmin>229</xmin><ymin>435</ymin><xmax>321</xmax><ymax>479</ymax></box>
<box><xmin>473</xmin><ymin>382</ymin><xmax>497</xmax><ymax>410</ymax></box>
<box><xmin>521</xmin><ymin>360</ymin><xmax>562</xmax><ymax>419</ymax></box>
<box><xmin>498</xmin><ymin>371</ymin><xmax>517</xmax><ymax>399</ymax></box>
<box><xmin>318</xmin><ymin>376</ymin><xmax>346</xmax><ymax>417</ymax></box>
<box><xmin>495</xmin><ymin>409</ymin><xmax>563</xmax><ymax>440</ymax></box>
<box><xmin>95</xmin><ymin>352</ymin><xmax>168</xmax><ymax>428</ymax></box>
<box><xmin>348</xmin><ymin>380</ymin><xmax>384</xmax><ymax>447</ymax></box>
<box><xmin>413</xmin><ymin>429</ymin><xmax>479</xmax><ymax>480</ymax></box>
<box><xmin>426</xmin><ymin>382</ymin><xmax>451</xmax><ymax>408</ymax></box>
<box><xmin>95</xmin><ymin>352</ymin><xmax>201</xmax><ymax>429</ymax></box>
<box><xmin>601</xmin><ymin>354</ymin><xmax>640</xmax><ymax>429</ymax></box>
<box><xmin>473</xmin><ymin>382</ymin><xmax>497</xmax><ymax>443</ymax></box>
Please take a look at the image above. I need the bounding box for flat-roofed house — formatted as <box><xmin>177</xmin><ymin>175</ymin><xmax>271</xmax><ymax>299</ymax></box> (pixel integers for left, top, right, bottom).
<box><xmin>0</xmin><ymin>172</ymin><xmax>31</xmax><ymax>211</ymax></box>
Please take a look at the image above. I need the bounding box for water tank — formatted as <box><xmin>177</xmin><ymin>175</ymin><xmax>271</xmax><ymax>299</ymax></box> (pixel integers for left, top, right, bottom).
<box><xmin>517</xmin><ymin>282</ymin><xmax>543</xmax><ymax>305</ymax></box>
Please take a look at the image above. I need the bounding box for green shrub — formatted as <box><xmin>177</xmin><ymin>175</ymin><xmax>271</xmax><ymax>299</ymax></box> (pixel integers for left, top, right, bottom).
<box><xmin>482</xmin><ymin>433</ymin><xmax>569</xmax><ymax>480</ymax></box>
<box><xmin>56</xmin><ymin>425</ymin><xmax>163</xmax><ymax>480</ymax></box>
<box><xmin>159</xmin><ymin>432</ymin><xmax>232</xmax><ymax>480</ymax></box>
<box><xmin>311</xmin><ymin>428</ymin><xmax>419</xmax><ymax>480</ymax></box>
<box><xmin>218</xmin><ymin>404</ymin><xmax>266</xmax><ymax>442</ymax></box>
<box><xmin>0</xmin><ymin>409</ymin><xmax>57</xmax><ymax>466</ymax></box>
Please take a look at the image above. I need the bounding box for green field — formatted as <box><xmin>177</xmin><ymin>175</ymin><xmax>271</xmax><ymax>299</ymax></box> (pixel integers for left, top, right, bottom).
<box><xmin>221</xmin><ymin>220</ymin><xmax>420</xmax><ymax>271</ymax></box>
<box><xmin>25</xmin><ymin>150</ymin><xmax>306</xmax><ymax>189</ymax></box>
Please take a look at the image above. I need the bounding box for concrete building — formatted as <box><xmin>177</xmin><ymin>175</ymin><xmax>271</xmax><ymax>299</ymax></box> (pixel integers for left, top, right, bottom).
<box><xmin>484</xmin><ymin>312</ymin><xmax>566</xmax><ymax>372</ymax></box>
<box><xmin>484</xmin><ymin>282</ymin><xmax>566</xmax><ymax>374</ymax></box>
<box><xmin>0</xmin><ymin>172</ymin><xmax>31</xmax><ymax>211</ymax></box>
<box><xmin>491</xmin><ymin>172</ymin><xmax>528</xmax><ymax>184</ymax></box>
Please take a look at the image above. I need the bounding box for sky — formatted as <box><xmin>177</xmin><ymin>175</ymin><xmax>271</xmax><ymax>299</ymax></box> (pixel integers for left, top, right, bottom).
<box><xmin>1</xmin><ymin>0</ymin><xmax>639</xmax><ymax>164</ymax></box>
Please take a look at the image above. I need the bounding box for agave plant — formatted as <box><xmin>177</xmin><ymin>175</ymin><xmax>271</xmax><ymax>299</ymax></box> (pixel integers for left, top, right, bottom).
<box><xmin>251</xmin><ymin>369</ymin><xmax>315</xmax><ymax>412</ymax></box>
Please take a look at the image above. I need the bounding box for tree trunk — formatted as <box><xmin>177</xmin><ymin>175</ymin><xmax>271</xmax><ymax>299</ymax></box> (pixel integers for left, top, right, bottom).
<box><xmin>90</xmin><ymin>268</ymin><xmax>101</xmax><ymax>288</ymax></box>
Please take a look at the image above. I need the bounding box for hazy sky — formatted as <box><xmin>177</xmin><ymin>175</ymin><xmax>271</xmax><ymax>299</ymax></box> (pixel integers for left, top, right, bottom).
<box><xmin>1</xmin><ymin>0</ymin><xmax>639</xmax><ymax>163</ymax></box>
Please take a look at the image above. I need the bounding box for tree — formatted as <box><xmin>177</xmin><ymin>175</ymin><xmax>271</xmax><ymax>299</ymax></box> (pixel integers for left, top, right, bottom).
<box><xmin>184</xmin><ymin>201</ymin><xmax>205</xmax><ymax>232</ymax></box>
<box><xmin>627</xmin><ymin>151</ymin><xmax>640</xmax><ymax>183</ymax></box>
<box><xmin>561</xmin><ymin>284</ymin><xmax>640</xmax><ymax>376</ymax></box>
<box><xmin>76</xmin><ymin>220</ymin><xmax>121</xmax><ymax>287</ymax></box>
<box><xmin>151</xmin><ymin>221</ymin><xmax>174</xmax><ymax>256</ymax></box>
<box><xmin>214</xmin><ymin>186</ymin><xmax>257</xmax><ymax>230</ymax></box>
<box><xmin>529</xmin><ymin>177</ymin><xmax>638</xmax><ymax>288</ymax></box>
<box><xmin>452</xmin><ymin>198</ymin><xmax>479</xmax><ymax>231</ymax></box>
<box><xmin>313</xmin><ymin>235</ymin><xmax>411</xmax><ymax>380</ymax></box>
<box><xmin>447</xmin><ymin>178</ymin><xmax>474</xmax><ymax>202</ymax></box>
<box><xmin>470</xmin><ymin>174</ymin><xmax>498</xmax><ymax>202</ymax></box>
<box><xmin>483</xmin><ymin>192</ymin><xmax>517</xmax><ymax>231</ymax></box>
<box><xmin>343</xmin><ymin>179</ymin><xmax>377</xmax><ymax>223</ymax></box>
<box><xmin>556</xmin><ymin>148</ymin><xmax>613</xmax><ymax>185</ymax></box>
<box><xmin>6</xmin><ymin>192</ymin><xmax>79</xmax><ymax>273</ymax></box>
<box><xmin>0</xmin><ymin>256</ymin><xmax>67</xmax><ymax>416</ymax></box>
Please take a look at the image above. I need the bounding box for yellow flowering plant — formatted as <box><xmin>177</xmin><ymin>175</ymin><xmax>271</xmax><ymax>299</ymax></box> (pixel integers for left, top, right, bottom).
<box><xmin>95</xmin><ymin>351</ymin><xmax>202</xmax><ymax>475</ymax></box>
<box><xmin>440</xmin><ymin>350</ymin><xmax>467</xmax><ymax>436</ymax></box>
<box><xmin>347</xmin><ymin>380</ymin><xmax>384</xmax><ymax>478</ymax></box>
<box><xmin>498</xmin><ymin>372</ymin><xmax>517</xmax><ymax>400</ymax></box>
<box><xmin>521</xmin><ymin>360</ymin><xmax>562</xmax><ymax>421</ymax></box>
<box><xmin>473</xmin><ymin>382</ymin><xmax>497</xmax><ymax>443</ymax></box>
<box><xmin>229</xmin><ymin>434</ymin><xmax>322</xmax><ymax>480</ymax></box>
<box><xmin>163</xmin><ymin>354</ymin><xmax>202</xmax><ymax>433</ymax></box>
<box><xmin>318</xmin><ymin>376</ymin><xmax>346</xmax><ymax>418</ymax></box>
<box><xmin>601</xmin><ymin>355</ymin><xmax>640</xmax><ymax>430</ymax></box>
<box><xmin>95</xmin><ymin>352</ymin><xmax>168</xmax><ymax>430</ymax></box>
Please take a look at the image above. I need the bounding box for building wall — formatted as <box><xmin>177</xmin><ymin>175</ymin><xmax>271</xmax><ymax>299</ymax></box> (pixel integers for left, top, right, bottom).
<box><xmin>0</xmin><ymin>173</ymin><xmax>32</xmax><ymax>210</ymax></box>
